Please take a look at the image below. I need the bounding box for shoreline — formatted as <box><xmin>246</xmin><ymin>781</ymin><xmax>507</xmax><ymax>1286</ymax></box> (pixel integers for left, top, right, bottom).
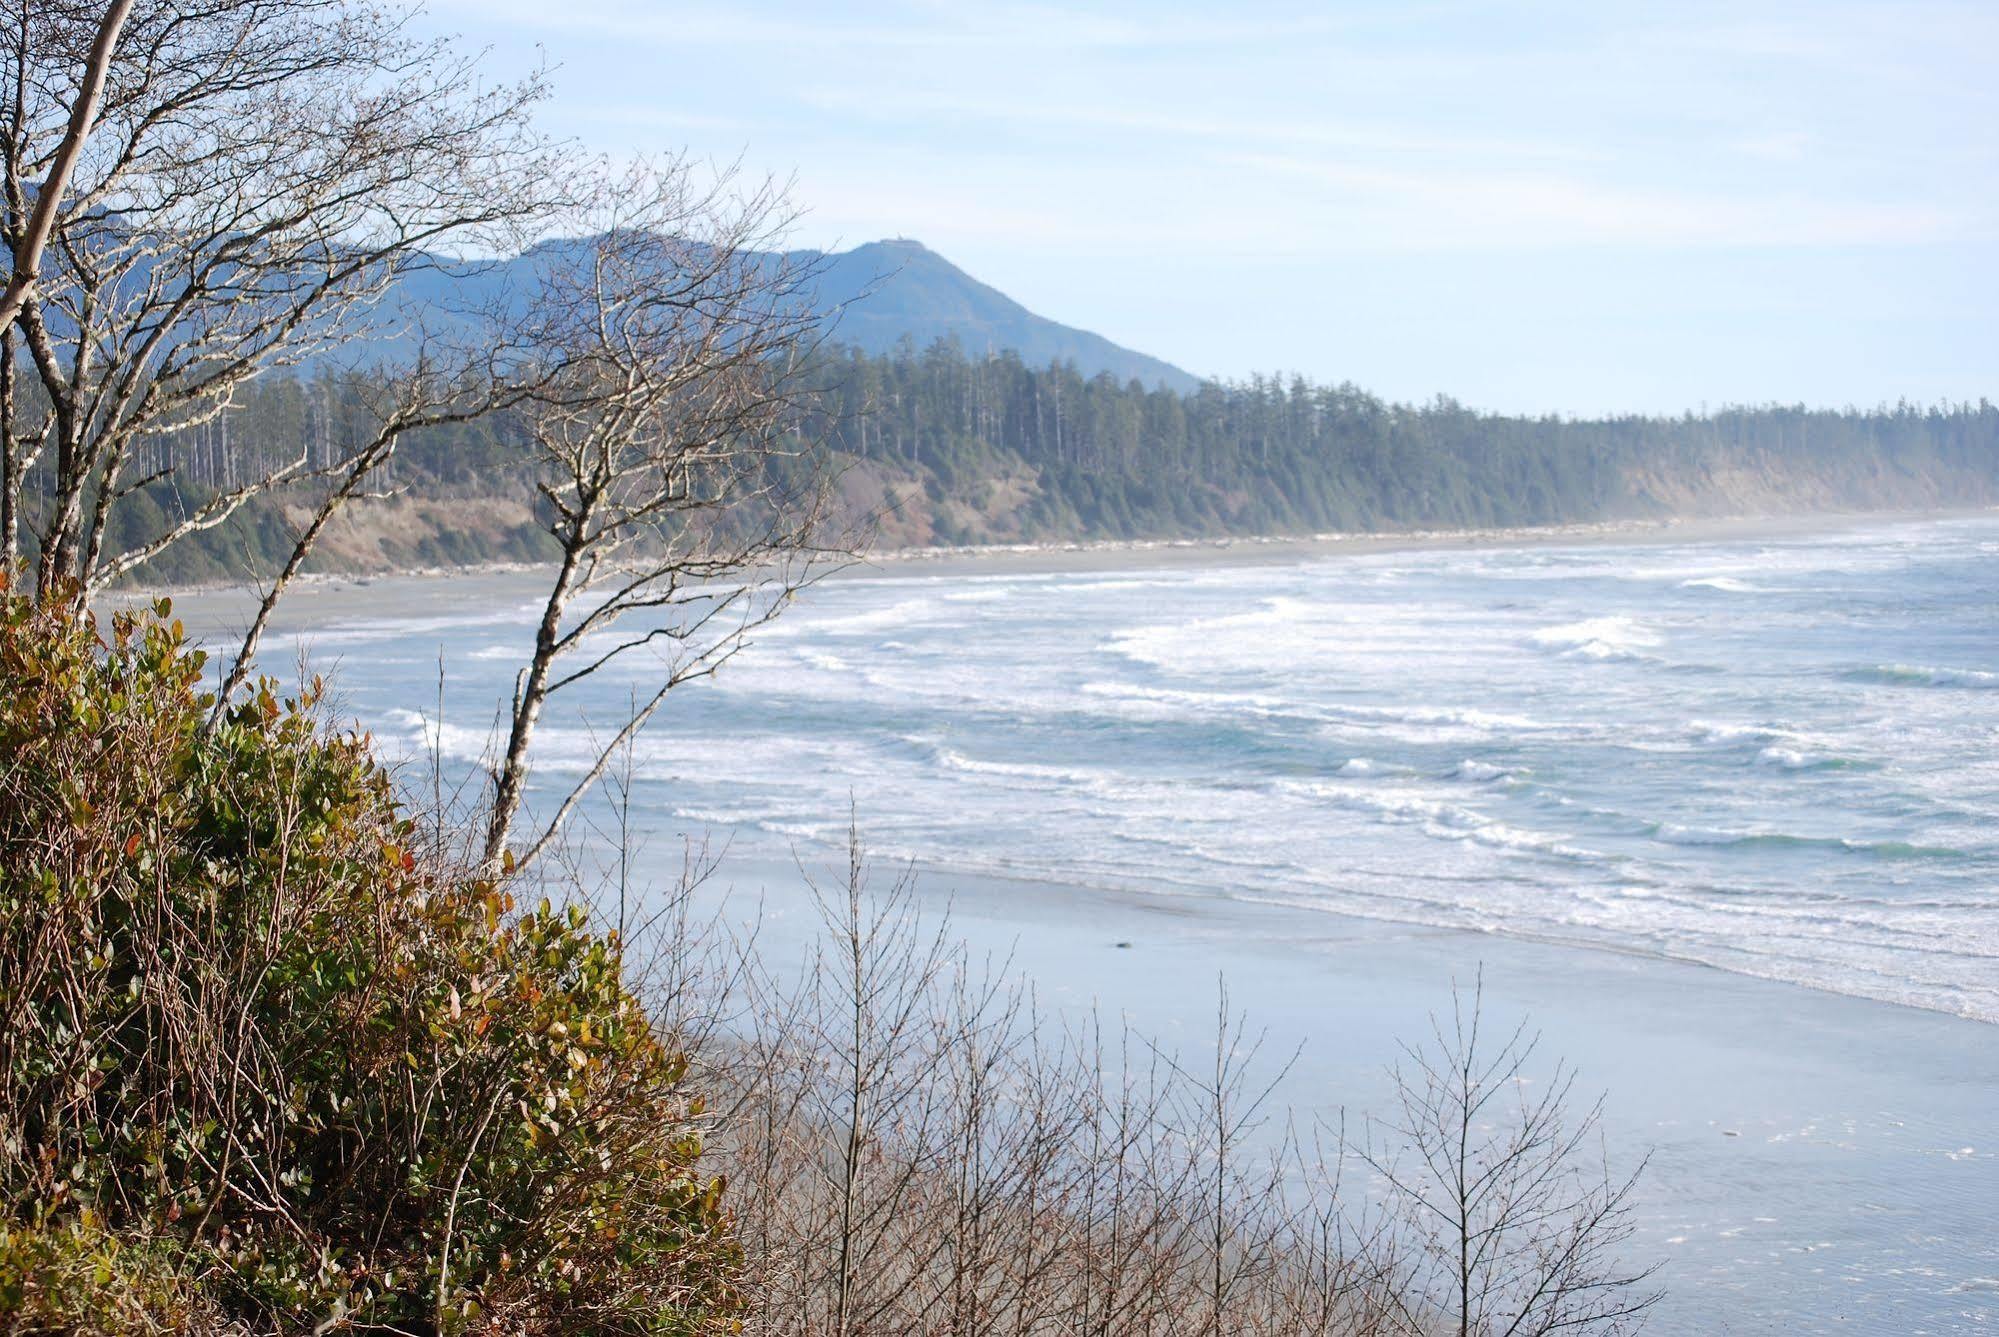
<box><xmin>710</xmin><ymin>848</ymin><xmax>1998</xmax><ymax>1333</ymax></box>
<box><xmin>853</xmin><ymin>506</ymin><xmax>1993</xmax><ymax>579</ymax></box>
<box><xmin>143</xmin><ymin>504</ymin><xmax>1998</xmax><ymax>618</ymax></box>
<box><xmin>894</xmin><ymin>851</ymin><xmax>1991</xmax><ymax>1028</ymax></box>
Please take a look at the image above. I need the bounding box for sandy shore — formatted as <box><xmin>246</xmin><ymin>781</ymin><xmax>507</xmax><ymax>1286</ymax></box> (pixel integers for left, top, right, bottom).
<box><xmin>151</xmin><ymin>505</ymin><xmax>1995</xmax><ymax>641</ymax></box>
<box><xmin>854</xmin><ymin>508</ymin><xmax>1976</xmax><ymax>580</ymax></box>
<box><xmin>716</xmin><ymin>851</ymin><xmax>1999</xmax><ymax>1335</ymax></box>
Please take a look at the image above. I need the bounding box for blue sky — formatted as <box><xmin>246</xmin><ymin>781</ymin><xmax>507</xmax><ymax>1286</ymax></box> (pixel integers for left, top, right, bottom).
<box><xmin>425</xmin><ymin>0</ymin><xmax>1995</xmax><ymax>415</ymax></box>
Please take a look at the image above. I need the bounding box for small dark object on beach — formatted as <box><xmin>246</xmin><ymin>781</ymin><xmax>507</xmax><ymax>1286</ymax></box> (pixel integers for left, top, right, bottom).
<box><xmin>1114</xmin><ymin>940</ymin><xmax>1133</xmax><ymax>949</ymax></box>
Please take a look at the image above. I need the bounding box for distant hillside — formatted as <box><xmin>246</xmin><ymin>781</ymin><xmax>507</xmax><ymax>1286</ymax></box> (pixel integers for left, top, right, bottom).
<box><xmin>102</xmin><ymin>338</ymin><xmax>1999</xmax><ymax>584</ymax></box>
<box><xmin>791</xmin><ymin>239</ymin><xmax>1199</xmax><ymax>392</ymax></box>
<box><xmin>356</xmin><ymin>237</ymin><xmax>1200</xmax><ymax>393</ymax></box>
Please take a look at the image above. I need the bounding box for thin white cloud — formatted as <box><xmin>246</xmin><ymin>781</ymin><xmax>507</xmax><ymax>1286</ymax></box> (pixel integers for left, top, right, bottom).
<box><xmin>790</xmin><ymin>87</ymin><xmax>1610</xmax><ymax>165</ymax></box>
<box><xmin>1233</xmin><ymin>154</ymin><xmax>1975</xmax><ymax>248</ymax></box>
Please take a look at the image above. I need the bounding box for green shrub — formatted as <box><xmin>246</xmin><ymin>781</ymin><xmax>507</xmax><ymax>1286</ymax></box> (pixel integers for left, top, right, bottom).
<box><xmin>0</xmin><ymin>584</ymin><xmax>740</xmax><ymax>1334</ymax></box>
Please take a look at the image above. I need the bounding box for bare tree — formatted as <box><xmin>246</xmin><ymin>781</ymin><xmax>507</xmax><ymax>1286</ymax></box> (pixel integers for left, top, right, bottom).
<box><xmin>0</xmin><ymin>0</ymin><xmax>552</xmax><ymax>600</ymax></box>
<box><xmin>1171</xmin><ymin>981</ymin><xmax>1302</xmax><ymax>1337</ymax></box>
<box><xmin>475</xmin><ymin>159</ymin><xmax>851</xmax><ymax>874</ymax></box>
<box><xmin>0</xmin><ymin>0</ymin><xmax>131</xmax><ymax>332</ymax></box>
<box><xmin>1357</xmin><ymin>976</ymin><xmax>1661</xmax><ymax>1336</ymax></box>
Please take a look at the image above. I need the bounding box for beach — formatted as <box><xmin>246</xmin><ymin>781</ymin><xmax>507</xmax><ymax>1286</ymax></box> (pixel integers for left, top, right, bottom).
<box><xmin>160</xmin><ymin>509</ymin><xmax>1999</xmax><ymax>1333</ymax></box>
<box><xmin>723</xmin><ymin>856</ymin><xmax>1998</xmax><ymax>1334</ymax></box>
<box><xmin>153</xmin><ymin>507</ymin><xmax>1987</xmax><ymax>638</ymax></box>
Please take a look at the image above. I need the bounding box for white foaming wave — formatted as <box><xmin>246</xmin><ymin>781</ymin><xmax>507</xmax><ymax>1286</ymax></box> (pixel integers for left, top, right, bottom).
<box><xmin>916</xmin><ymin>740</ymin><xmax>1154</xmax><ymax>800</ymax></box>
<box><xmin>1455</xmin><ymin>536</ymin><xmax>1928</xmax><ymax>587</ymax></box>
<box><xmin>392</xmin><ymin>718</ymin><xmax>854</xmax><ymax>783</ymax></box>
<box><xmin>934</xmin><ymin>747</ymin><xmax>1103</xmax><ymax>785</ymax></box>
<box><xmin>1103</xmin><ymin>595</ymin><xmax>1318</xmax><ymax>670</ymax></box>
<box><xmin>375</xmin><ymin>709</ymin><xmax>490</xmax><ymax>765</ymax></box>
<box><xmin>671</xmin><ymin>804</ymin><xmax>779</xmax><ymax>827</ymax></box>
<box><xmin>793</xmin><ymin>597</ymin><xmax>943</xmax><ymax>636</ymax></box>
<box><xmin>1080</xmin><ymin>680</ymin><xmax>1553</xmax><ymax>739</ymax></box>
<box><xmin>1047</xmin><ymin>576</ymin><xmax>1183</xmax><ymax>594</ymax></box>
<box><xmin>1452</xmin><ymin>759</ymin><xmax>1513</xmax><ymax>782</ymax></box>
<box><xmin>1687</xmin><ymin>720</ymin><xmax>1860</xmax><ymax>765</ymax></box>
<box><xmin>1277</xmin><ymin>780</ymin><xmax>1600</xmax><ymax>860</ymax></box>
<box><xmin>1078</xmin><ymin>679</ymin><xmax>1296</xmax><ymax>719</ymax></box>
<box><xmin>1678</xmin><ymin>576</ymin><xmax>1764</xmax><ymax>593</ymax></box>
<box><xmin>304</xmin><ymin>601</ymin><xmax>545</xmax><ymax>647</ymax></box>
<box><xmin>1690</xmin><ymin>719</ymin><xmax>1783</xmax><ymax>745</ymax></box>
<box><xmin>1327</xmin><ymin>702</ymin><xmax>1549</xmax><ymax>734</ymax></box>
<box><xmin>1529</xmin><ymin>615</ymin><xmax>1663</xmax><ymax>663</ymax></box>
<box><xmin>1852</xmin><ymin>663</ymin><xmax>1999</xmax><ymax>690</ymax></box>
<box><xmin>1101</xmin><ymin>596</ymin><xmax>1495</xmax><ymax>674</ymax></box>
<box><xmin>1756</xmin><ymin>745</ymin><xmax>1842</xmax><ymax>771</ymax></box>
<box><xmin>1338</xmin><ymin>757</ymin><xmax>1377</xmax><ymax>775</ymax></box>
<box><xmin>467</xmin><ymin>643</ymin><xmax>517</xmax><ymax>661</ymax></box>
<box><xmin>1653</xmin><ymin>823</ymin><xmax>1742</xmax><ymax>846</ymax></box>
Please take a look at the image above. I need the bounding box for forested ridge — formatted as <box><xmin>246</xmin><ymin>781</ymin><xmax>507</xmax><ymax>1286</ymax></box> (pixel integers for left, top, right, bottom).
<box><xmin>805</xmin><ymin>339</ymin><xmax>1999</xmax><ymax>543</ymax></box>
<box><xmin>37</xmin><ymin>337</ymin><xmax>1999</xmax><ymax>583</ymax></box>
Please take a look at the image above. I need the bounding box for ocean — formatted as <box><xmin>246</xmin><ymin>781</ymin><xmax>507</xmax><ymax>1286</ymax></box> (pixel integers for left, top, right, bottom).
<box><xmin>318</xmin><ymin>514</ymin><xmax>1999</xmax><ymax>1022</ymax></box>
<box><xmin>250</xmin><ymin>512</ymin><xmax>1999</xmax><ymax>1331</ymax></box>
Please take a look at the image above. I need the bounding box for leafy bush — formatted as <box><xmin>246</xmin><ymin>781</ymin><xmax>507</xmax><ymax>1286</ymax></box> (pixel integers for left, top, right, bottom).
<box><xmin>0</xmin><ymin>585</ymin><xmax>739</xmax><ymax>1334</ymax></box>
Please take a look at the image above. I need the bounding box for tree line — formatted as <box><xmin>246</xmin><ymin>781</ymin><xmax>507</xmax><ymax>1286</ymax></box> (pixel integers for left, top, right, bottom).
<box><xmin>806</xmin><ymin>339</ymin><xmax>1999</xmax><ymax>540</ymax></box>
<box><xmin>41</xmin><ymin>339</ymin><xmax>1996</xmax><ymax>584</ymax></box>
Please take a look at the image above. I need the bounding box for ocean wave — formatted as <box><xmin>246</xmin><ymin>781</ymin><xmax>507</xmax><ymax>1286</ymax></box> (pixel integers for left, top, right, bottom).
<box><xmin>924</xmin><ymin>742</ymin><xmax>1131</xmax><ymax>794</ymax></box>
<box><xmin>1528</xmin><ymin>615</ymin><xmax>1663</xmax><ymax>663</ymax></box>
<box><xmin>798</xmin><ymin>597</ymin><xmax>943</xmax><ymax>635</ymax></box>
<box><xmin>1102</xmin><ymin>596</ymin><xmax>1319</xmax><ymax>669</ymax></box>
<box><xmin>1079</xmin><ymin>680</ymin><xmax>1292</xmax><ymax>717</ymax></box>
<box><xmin>1451</xmin><ymin>759</ymin><xmax>1513</xmax><ymax>782</ymax></box>
<box><xmin>1845</xmin><ymin>664</ymin><xmax>1999</xmax><ymax>690</ymax></box>
<box><xmin>1690</xmin><ymin>720</ymin><xmax>1783</xmax><ymax>745</ymax></box>
<box><xmin>1331</xmin><ymin>702</ymin><xmax>1546</xmax><ymax>732</ymax></box>
<box><xmin>1079</xmin><ymin>679</ymin><xmax>1555</xmax><ymax>741</ymax></box>
<box><xmin>1677</xmin><ymin>575</ymin><xmax>1764</xmax><ymax>593</ymax></box>
<box><xmin>305</xmin><ymin>603</ymin><xmax>543</xmax><ymax>647</ymax></box>
<box><xmin>1278</xmin><ymin>781</ymin><xmax>1600</xmax><ymax>861</ymax></box>
<box><xmin>1653</xmin><ymin>824</ymin><xmax>1966</xmax><ymax>861</ymax></box>
<box><xmin>375</xmin><ymin>709</ymin><xmax>491</xmax><ymax>766</ymax></box>
<box><xmin>1755</xmin><ymin>745</ymin><xmax>1867</xmax><ymax>772</ymax></box>
<box><xmin>671</xmin><ymin>804</ymin><xmax>779</xmax><ymax>827</ymax></box>
<box><xmin>798</xmin><ymin>650</ymin><xmax>850</xmax><ymax>672</ymax></box>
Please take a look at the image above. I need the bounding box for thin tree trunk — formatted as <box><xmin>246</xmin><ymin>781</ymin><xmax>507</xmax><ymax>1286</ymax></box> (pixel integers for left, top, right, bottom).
<box><xmin>0</xmin><ymin>0</ymin><xmax>134</xmax><ymax>332</ymax></box>
<box><xmin>481</xmin><ymin>535</ymin><xmax>584</xmax><ymax>869</ymax></box>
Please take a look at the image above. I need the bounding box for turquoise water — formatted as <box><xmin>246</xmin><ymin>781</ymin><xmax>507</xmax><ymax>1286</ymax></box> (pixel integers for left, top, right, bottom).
<box><xmin>316</xmin><ymin>515</ymin><xmax>1999</xmax><ymax>1022</ymax></box>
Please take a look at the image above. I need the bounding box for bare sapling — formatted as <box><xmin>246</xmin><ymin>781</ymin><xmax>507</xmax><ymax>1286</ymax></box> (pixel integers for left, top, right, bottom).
<box><xmin>476</xmin><ymin>159</ymin><xmax>855</xmax><ymax>875</ymax></box>
<box><xmin>1355</xmin><ymin>974</ymin><xmax>1661</xmax><ymax>1336</ymax></box>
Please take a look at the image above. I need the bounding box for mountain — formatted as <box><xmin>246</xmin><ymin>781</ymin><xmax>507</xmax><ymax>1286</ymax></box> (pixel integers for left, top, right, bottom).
<box><xmin>357</xmin><ymin>237</ymin><xmax>1201</xmax><ymax>393</ymax></box>
<box><xmin>790</xmin><ymin>239</ymin><xmax>1199</xmax><ymax>392</ymax></box>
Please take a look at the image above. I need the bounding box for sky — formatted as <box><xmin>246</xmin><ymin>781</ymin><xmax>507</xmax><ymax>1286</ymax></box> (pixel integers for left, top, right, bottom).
<box><xmin>422</xmin><ymin>0</ymin><xmax>1996</xmax><ymax>415</ymax></box>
